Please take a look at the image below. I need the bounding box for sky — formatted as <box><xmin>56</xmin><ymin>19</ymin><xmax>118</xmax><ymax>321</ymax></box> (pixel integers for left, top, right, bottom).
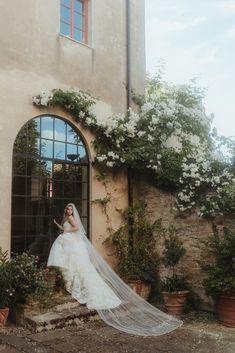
<box><xmin>145</xmin><ymin>0</ymin><xmax>235</xmax><ymax>137</ymax></box>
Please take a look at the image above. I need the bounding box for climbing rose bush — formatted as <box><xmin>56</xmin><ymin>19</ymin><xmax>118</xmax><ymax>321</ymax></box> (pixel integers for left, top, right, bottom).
<box><xmin>33</xmin><ymin>75</ymin><xmax>235</xmax><ymax>217</ymax></box>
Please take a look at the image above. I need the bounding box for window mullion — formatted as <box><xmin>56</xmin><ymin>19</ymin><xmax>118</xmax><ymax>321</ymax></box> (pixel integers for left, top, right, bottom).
<box><xmin>84</xmin><ymin>0</ymin><xmax>88</xmax><ymax>44</ymax></box>
<box><xmin>70</xmin><ymin>0</ymin><xmax>74</xmax><ymax>38</ymax></box>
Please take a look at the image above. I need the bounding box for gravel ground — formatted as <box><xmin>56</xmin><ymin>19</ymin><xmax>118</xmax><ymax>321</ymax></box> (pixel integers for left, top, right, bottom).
<box><xmin>0</xmin><ymin>311</ymin><xmax>234</xmax><ymax>353</ymax></box>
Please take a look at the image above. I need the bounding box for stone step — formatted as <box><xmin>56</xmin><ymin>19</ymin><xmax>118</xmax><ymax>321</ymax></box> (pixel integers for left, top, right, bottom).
<box><xmin>24</xmin><ymin>305</ymin><xmax>99</xmax><ymax>333</ymax></box>
<box><xmin>12</xmin><ymin>293</ymin><xmax>99</xmax><ymax>332</ymax></box>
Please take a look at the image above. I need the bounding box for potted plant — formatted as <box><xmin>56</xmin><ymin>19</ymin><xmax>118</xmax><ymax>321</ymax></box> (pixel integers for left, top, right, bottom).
<box><xmin>8</xmin><ymin>252</ymin><xmax>54</xmax><ymax>311</ymax></box>
<box><xmin>110</xmin><ymin>204</ymin><xmax>160</xmax><ymax>300</ymax></box>
<box><xmin>0</xmin><ymin>248</ymin><xmax>15</xmax><ymax>327</ymax></box>
<box><xmin>160</xmin><ymin>226</ymin><xmax>189</xmax><ymax>315</ymax></box>
<box><xmin>202</xmin><ymin>224</ymin><xmax>235</xmax><ymax>327</ymax></box>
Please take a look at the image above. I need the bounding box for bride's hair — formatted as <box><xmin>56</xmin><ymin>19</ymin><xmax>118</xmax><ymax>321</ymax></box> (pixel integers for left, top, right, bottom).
<box><xmin>64</xmin><ymin>203</ymin><xmax>74</xmax><ymax>216</ymax></box>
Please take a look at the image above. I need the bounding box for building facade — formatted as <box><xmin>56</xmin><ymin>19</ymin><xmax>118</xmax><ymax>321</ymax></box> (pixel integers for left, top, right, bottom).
<box><xmin>0</xmin><ymin>0</ymin><xmax>145</xmax><ymax>263</ymax></box>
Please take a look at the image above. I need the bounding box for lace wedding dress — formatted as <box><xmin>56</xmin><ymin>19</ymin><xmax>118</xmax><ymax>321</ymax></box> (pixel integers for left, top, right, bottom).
<box><xmin>47</xmin><ymin>220</ymin><xmax>121</xmax><ymax>309</ymax></box>
<box><xmin>47</xmin><ymin>203</ymin><xmax>182</xmax><ymax>336</ymax></box>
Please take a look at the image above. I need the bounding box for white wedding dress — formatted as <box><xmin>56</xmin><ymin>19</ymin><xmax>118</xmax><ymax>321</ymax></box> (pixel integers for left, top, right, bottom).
<box><xmin>47</xmin><ymin>204</ymin><xmax>182</xmax><ymax>336</ymax></box>
<box><xmin>47</xmin><ymin>221</ymin><xmax>121</xmax><ymax>309</ymax></box>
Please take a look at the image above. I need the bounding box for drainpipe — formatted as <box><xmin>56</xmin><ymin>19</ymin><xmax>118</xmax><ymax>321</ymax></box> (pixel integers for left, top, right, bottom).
<box><xmin>126</xmin><ymin>0</ymin><xmax>134</xmax><ymax>252</ymax></box>
<box><xmin>126</xmin><ymin>0</ymin><xmax>133</xmax><ymax>208</ymax></box>
<box><xmin>126</xmin><ymin>0</ymin><xmax>131</xmax><ymax>110</ymax></box>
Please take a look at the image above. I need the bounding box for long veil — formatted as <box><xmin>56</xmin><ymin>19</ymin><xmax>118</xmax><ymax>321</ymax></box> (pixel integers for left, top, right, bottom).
<box><xmin>69</xmin><ymin>203</ymin><xmax>183</xmax><ymax>336</ymax></box>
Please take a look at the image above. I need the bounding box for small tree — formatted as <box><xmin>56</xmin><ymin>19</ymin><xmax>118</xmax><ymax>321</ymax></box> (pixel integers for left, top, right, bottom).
<box><xmin>202</xmin><ymin>225</ymin><xmax>235</xmax><ymax>297</ymax></box>
<box><xmin>110</xmin><ymin>204</ymin><xmax>160</xmax><ymax>284</ymax></box>
<box><xmin>161</xmin><ymin>226</ymin><xmax>188</xmax><ymax>292</ymax></box>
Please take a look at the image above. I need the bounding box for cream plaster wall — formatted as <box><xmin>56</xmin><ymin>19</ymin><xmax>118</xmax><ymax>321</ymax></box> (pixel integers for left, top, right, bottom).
<box><xmin>0</xmin><ymin>0</ymin><xmax>145</xmax><ymax>262</ymax></box>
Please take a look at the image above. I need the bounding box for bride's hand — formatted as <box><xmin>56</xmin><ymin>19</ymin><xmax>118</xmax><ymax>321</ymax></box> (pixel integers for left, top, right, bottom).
<box><xmin>54</xmin><ymin>219</ymin><xmax>63</xmax><ymax>231</ymax></box>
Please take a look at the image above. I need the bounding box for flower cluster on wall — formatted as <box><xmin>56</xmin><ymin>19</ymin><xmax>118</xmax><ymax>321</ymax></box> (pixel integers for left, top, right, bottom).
<box><xmin>33</xmin><ymin>75</ymin><xmax>235</xmax><ymax>218</ymax></box>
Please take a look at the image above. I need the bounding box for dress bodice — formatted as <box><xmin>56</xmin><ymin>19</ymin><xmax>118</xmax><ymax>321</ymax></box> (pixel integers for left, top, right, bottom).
<box><xmin>63</xmin><ymin>220</ymin><xmax>71</xmax><ymax>232</ymax></box>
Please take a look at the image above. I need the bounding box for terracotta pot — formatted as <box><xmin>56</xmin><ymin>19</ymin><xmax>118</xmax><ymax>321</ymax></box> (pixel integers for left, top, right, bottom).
<box><xmin>162</xmin><ymin>290</ymin><xmax>189</xmax><ymax>315</ymax></box>
<box><xmin>127</xmin><ymin>279</ymin><xmax>151</xmax><ymax>300</ymax></box>
<box><xmin>216</xmin><ymin>295</ymin><xmax>235</xmax><ymax>327</ymax></box>
<box><xmin>0</xmin><ymin>307</ymin><xmax>9</xmax><ymax>327</ymax></box>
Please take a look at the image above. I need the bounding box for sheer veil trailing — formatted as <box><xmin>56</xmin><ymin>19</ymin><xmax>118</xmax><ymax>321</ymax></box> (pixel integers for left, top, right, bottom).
<box><xmin>64</xmin><ymin>203</ymin><xmax>183</xmax><ymax>336</ymax></box>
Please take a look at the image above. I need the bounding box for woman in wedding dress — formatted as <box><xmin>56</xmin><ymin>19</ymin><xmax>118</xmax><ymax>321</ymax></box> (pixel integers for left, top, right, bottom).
<box><xmin>47</xmin><ymin>203</ymin><xmax>182</xmax><ymax>336</ymax></box>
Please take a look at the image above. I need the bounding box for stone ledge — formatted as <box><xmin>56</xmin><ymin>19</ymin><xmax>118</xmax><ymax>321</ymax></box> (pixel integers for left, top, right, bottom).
<box><xmin>10</xmin><ymin>294</ymin><xmax>100</xmax><ymax>333</ymax></box>
<box><xmin>24</xmin><ymin>306</ymin><xmax>99</xmax><ymax>333</ymax></box>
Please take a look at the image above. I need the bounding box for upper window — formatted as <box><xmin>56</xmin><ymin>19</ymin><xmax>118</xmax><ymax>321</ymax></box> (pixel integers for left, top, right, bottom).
<box><xmin>60</xmin><ymin>0</ymin><xmax>88</xmax><ymax>44</ymax></box>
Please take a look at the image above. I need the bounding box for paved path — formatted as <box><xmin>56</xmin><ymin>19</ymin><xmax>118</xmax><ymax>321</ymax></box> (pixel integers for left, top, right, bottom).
<box><xmin>0</xmin><ymin>312</ymin><xmax>234</xmax><ymax>353</ymax></box>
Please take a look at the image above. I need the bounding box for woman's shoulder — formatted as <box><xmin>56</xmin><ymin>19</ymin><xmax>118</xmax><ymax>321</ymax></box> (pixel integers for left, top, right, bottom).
<box><xmin>68</xmin><ymin>215</ymin><xmax>76</xmax><ymax>224</ymax></box>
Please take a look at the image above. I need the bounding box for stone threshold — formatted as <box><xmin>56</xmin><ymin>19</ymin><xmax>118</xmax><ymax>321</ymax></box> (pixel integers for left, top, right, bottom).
<box><xmin>11</xmin><ymin>293</ymin><xmax>99</xmax><ymax>333</ymax></box>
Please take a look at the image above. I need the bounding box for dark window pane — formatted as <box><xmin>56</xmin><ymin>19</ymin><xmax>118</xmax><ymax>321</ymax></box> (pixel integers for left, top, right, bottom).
<box><xmin>11</xmin><ymin>217</ymin><xmax>26</xmax><ymax>237</ymax></box>
<box><xmin>54</xmin><ymin>180</ymin><xmax>64</xmax><ymax>198</ymax></box>
<box><xmin>54</xmin><ymin>142</ymin><xmax>65</xmax><ymax>160</ymax></box>
<box><xmin>13</xmin><ymin>157</ymin><xmax>26</xmax><ymax>175</ymax></box>
<box><xmin>12</xmin><ymin>176</ymin><xmax>26</xmax><ymax>195</ymax></box>
<box><xmin>53</xmin><ymin>199</ymin><xmax>67</xmax><ymax>216</ymax></box>
<box><xmin>12</xmin><ymin>197</ymin><xmax>26</xmax><ymax>216</ymax></box>
<box><xmin>27</xmin><ymin>156</ymin><xmax>41</xmax><ymax>176</ymax></box>
<box><xmin>41</xmin><ymin>117</ymin><xmax>53</xmax><ymax>139</ymax></box>
<box><xmin>74</xmin><ymin>28</ymin><xmax>83</xmax><ymax>42</ymax></box>
<box><xmin>54</xmin><ymin>163</ymin><xmax>64</xmax><ymax>180</ymax></box>
<box><xmin>60</xmin><ymin>4</ymin><xmax>71</xmax><ymax>23</ymax></box>
<box><xmin>55</xmin><ymin>119</ymin><xmax>66</xmax><ymax>142</ymax></box>
<box><xmin>41</xmin><ymin>139</ymin><xmax>53</xmax><ymax>158</ymax></box>
<box><xmin>28</xmin><ymin>120</ymin><xmax>40</xmax><ymax>155</ymax></box>
<box><xmin>11</xmin><ymin>236</ymin><xmax>26</xmax><ymax>255</ymax></box>
<box><xmin>14</xmin><ymin>125</ymin><xmax>27</xmax><ymax>153</ymax></box>
<box><xmin>29</xmin><ymin>177</ymin><xmax>41</xmax><ymax>200</ymax></box>
<box><xmin>74</xmin><ymin>0</ymin><xmax>83</xmax><ymax>13</ymax></box>
<box><xmin>41</xmin><ymin>177</ymin><xmax>53</xmax><ymax>198</ymax></box>
<box><xmin>64</xmin><ymin>181</ymin><xmax>78</xmax><ymax>197</ymax></box>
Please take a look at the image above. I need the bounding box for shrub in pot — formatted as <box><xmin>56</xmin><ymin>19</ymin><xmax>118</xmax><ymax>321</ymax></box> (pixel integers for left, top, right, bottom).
<box><xmin>0</xmin><ymin>248</ymin><xmax>15</xmax><ymax>326</ymax></box>
<box><xmin>160</xmin><ymin>226</ymin><xmax>189</xmax><ymax>315</ymax></box>
<box><xmin>202</xmin><ymin>225</ymin><xmax>235</xmax><ymax>327</ymax></box>
<box><xmin>109</xmin><ymin>204</ymin><xmax>160</xmax><ymax>300</ymax></box>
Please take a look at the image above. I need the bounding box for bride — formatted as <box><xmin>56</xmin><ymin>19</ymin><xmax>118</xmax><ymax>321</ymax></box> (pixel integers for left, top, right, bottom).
<box><xmin>47</xmin><ymin>203</ymin><xmax>182</xmax><ymax>336</ymax></box>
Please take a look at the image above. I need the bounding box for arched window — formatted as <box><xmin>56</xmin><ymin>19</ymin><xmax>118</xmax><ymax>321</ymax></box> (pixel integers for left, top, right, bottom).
<box><xmin>11</xmin><ymin>115</ymin><xmax>89</xmax><ymax>261</ymax></box>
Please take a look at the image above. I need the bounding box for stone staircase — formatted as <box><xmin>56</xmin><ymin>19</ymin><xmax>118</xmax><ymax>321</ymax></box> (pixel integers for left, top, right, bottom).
<box><xmin>12</xmin><ymin>293</ymin><xmax>99</xmax><ymax>333</ymax></box>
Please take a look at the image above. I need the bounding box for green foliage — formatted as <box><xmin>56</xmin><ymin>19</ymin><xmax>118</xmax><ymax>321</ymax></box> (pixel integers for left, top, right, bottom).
<box><xmin>51</xmin><ymin>89</ymin><xmax>97</xmax><ymax>127</ymax></box>
<box><xmin>0</xmin><ymin>248</ymin><xmax>15</xmax><ymax>308</ymax></box>
<box><xmin>8</xmin><ymin>253</ymin><xmax>54</xmax><ymax>306</ymax></box>
<box><xmin>162</xmin><ymin>227</ymin><xmax>186</xmax><ymax>268</ymax></box>
<box><xmin>110</xmin><ymin>205</ymin><xmax>160</xmax><ymax>283</ymax></box>
<box><xmin>33</xmin><ymin>75</ymin><xmax>235</xmax><ymax>218</ymax></box>
<box><xmin>161</xmin><ymin>274</ymin><xmax>189</xmax><ymax>293</ymax></box>
<box><xmin>202</xmin><ymin>225</ymin><xmax>235</xmax><ymax>297</ymax></box>
<box><xmin>160</xmin><ymin>227</ymin><xmax>188</xmax><ymax>292</ymax></box>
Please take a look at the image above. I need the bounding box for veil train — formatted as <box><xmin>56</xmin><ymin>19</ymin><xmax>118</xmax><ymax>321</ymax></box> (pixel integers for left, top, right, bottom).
<box><xmin>48</xmin><ymin>203</ymin><xmax>183</xmax><ymax>336</ymax></box>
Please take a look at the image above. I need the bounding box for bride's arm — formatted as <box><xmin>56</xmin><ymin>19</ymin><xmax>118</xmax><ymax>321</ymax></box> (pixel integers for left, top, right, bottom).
<box><xmin>67</xmin><ymin>215</ymin><xmax>78</xmax><ymax>232</ymax></box>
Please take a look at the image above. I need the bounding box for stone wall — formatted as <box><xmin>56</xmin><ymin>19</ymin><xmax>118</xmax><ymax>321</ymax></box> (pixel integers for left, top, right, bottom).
<box><xmin>133</xmin><ymin>175</ymin><xmax>215</xmax><ymax>310</ymax></box>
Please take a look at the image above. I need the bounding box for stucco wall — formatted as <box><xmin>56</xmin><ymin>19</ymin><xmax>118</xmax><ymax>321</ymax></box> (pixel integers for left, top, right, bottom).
<box><xmin>0</xmin><ymin>0</ymin><xmax>145</xmax><ymax>261</ymax></box>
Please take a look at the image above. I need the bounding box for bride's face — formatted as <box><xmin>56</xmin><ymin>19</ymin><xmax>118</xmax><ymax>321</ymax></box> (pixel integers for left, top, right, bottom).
<box><xmin>65</xmin><ymin>206</ymin><xmax>73</xmax><ymax>216</ymax></box>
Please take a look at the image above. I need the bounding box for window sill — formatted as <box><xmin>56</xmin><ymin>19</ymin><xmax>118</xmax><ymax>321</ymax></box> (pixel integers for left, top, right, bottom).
<box><xmin>59</xmin><ymin>33</ymin><xmax>93</xmax><ymax>50</ymax></box>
